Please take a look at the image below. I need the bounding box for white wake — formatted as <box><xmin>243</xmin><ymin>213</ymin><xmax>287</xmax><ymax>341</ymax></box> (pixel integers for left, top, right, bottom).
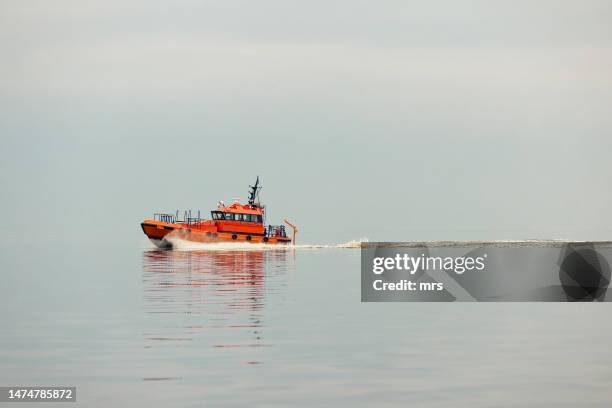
<box><xmin>162</xmin><ymin>235</ymin><xmax>368</xmax><ymax>251</ymax></box>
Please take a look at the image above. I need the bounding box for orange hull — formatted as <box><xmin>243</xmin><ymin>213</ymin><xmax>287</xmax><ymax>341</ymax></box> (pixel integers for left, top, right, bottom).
<box><xmin>141</xmin><ymin>220</ymin><xmax>292</xmax><ymax>248</ymax></box>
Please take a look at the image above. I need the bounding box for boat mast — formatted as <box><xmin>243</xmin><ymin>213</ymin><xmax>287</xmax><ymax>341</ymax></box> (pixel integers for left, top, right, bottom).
<box><xmin>248</xmin><ymin>176</ymin><xmax>261</xmax><ymax>206</ymax></box>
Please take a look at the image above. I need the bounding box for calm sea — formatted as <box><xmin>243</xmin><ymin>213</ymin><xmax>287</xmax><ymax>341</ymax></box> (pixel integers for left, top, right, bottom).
<box><xmin>1</xmin><ymin>240</ymin><xmax>611</xmax><ymax>407</ymax></box>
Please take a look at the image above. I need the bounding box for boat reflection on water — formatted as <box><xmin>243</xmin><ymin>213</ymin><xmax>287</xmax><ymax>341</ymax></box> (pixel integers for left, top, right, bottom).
<box><xmin>142</xmin><ymin>248</ymin><xmax>291</xmax><ymax>363</ymax></box>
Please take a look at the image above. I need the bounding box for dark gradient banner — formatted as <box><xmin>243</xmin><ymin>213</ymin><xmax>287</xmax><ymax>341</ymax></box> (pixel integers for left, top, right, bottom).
<box><xmin>361</xmin><ymin>241</ymin><xmax>612</xmax><ymax>302</ymax></box>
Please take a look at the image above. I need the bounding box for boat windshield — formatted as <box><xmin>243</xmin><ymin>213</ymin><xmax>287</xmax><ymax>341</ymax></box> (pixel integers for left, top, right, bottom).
<box><xmin>211</xmin><ymin>211</ymin><xmax>263</xmax><ymax>223</ymax></box>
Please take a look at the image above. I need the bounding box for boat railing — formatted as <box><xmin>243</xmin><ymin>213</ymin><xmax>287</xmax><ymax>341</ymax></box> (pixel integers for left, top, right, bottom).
<box><xmin>266</xmin><ymin>225</ymin><xmax>287</xmax><ymax>238</ymax></box>
<box><xmin>155</xmin><ymin>210</ymin><xmax>205</xmax><ymax>225</ymax></box>
<box><xmin>185</xmin><ymin>217</ymin><xmax>205</xmax><ymax>227</ymax></box>
<box><xmin>154</xmin><ymin>213</ymin><xmax>176</xmax><ymax>223</ymax></box>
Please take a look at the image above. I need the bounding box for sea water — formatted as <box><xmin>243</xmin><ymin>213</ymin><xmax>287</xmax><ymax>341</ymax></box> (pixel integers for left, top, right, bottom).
<box><xmin>1</xmin><ymin>239</ymin><xmax>611</xmax><ymax>407</ymax></box>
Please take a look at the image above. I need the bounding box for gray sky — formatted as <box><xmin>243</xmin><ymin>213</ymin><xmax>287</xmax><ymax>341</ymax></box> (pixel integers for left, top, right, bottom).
<box><xmin>1</xmin><ymin>0</ymin><xmax>611</xmax><ymax>245</ymax></box>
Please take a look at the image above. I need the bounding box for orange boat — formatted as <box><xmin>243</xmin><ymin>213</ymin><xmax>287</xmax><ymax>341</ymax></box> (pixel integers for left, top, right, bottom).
<box><xmin>141</xmin><ymin>177</ymin><xmax>297</xmax><ymax>248</ymax></box>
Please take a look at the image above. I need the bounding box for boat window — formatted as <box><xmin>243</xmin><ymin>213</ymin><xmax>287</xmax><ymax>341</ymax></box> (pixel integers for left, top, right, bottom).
<box><xmin>244</xmin><ymin>214</ymin><xmax>252</xmax><ymax>222</ymax></box>
<box><xmin>211</xmin><ymin>211</ymin><xmax>223</xmax><ymax>220</ymax></box>
<box><xmin>224</xmin><ymin>213</ymin><xmax>234</xmax><ymax>221</ymax></box>
<box><xmin>255</xmin><ymin>215</ymin><xmax>263</xmax><ymax>223</ymax></box>
<box><xmin>235</xmin><ymin>213</ymin><xmax>243</xmax><ymax>221</ymax></box>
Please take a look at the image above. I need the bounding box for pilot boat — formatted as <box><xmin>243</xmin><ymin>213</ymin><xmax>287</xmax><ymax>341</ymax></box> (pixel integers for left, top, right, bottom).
<box><xmin>140</xmin><ymin>177</ymin><xmax>297</xmax><ymax>248</ymax></box>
